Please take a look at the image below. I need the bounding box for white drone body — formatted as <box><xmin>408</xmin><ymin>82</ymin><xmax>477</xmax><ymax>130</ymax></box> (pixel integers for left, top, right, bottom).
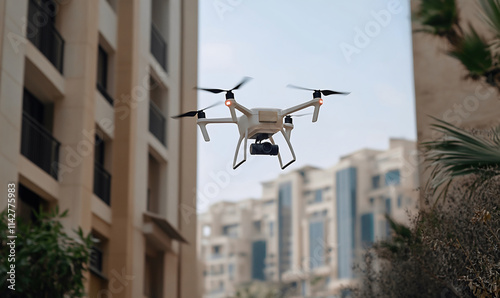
<box><xmin>173</xmin><ymin>78</ymin><xmax>349</xmax><ymax>170</ymax></box>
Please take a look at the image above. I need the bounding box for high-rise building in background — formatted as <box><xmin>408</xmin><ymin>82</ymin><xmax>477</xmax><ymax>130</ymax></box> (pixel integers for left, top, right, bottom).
<box><xmin>197</xmin><ymin>139</ymin><xmax>419</xmax><ymax>297</ymax></box>
<box><xmin>0</xmin><ymin>0</ymin><xmax>198</xmax><ymax>297</ymax></box>
<box><xmin>411</xmin><ymin>0</ymin><xmax>500</xmax><ymax>201</ymax></box>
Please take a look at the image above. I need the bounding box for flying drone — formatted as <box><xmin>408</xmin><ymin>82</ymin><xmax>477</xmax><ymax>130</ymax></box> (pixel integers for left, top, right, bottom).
<box><xmin>172</xmin><ymin>78</ymin><xmax>350</xmax><ymax>170</ymax></box>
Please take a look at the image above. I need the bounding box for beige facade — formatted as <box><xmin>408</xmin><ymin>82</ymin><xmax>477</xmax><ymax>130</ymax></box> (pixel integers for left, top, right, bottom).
<box><xmin>0</xmin><ymin>0</ymin><xmax>198</xmax><ymax>297</ymax></box>
<box><xmin>197</xmin><ymin>139</ymin><xmax>419</xmax><ymax>297</ymax></box>
<box><xmin>411</xmin><ymin>0</ymin><xmax>500</xmax><ymax>198</ymax></box>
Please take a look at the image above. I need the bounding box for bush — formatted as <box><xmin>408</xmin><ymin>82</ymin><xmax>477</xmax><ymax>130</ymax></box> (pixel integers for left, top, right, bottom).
<box><xmin>0</xmin><ymin>207</ymin><xmax>93</xmax><ymax>298</ymax></box>
<box><xmin>351</xmin><ymin>178</ymin><xmax>500</xmax><ymax>298</ymax></box>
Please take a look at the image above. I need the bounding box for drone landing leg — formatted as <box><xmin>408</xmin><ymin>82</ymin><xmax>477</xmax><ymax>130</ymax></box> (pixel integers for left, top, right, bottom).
<box><xmin>268</xmin><ymin>136</ymin><xmax>284</xmax><ymax>169</ymax></box>
<box><xmin>279</xmin><ymin>128</ymin><xmax>296</xmax><ymax>170</ymax></box>
<box><xmin>232</xmin><ymin>129</ymin><xmax>248</xmax><ymax>169</ymax></box>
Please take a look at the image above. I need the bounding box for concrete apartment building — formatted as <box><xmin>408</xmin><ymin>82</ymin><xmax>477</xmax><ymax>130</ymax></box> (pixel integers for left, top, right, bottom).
<box><xmin>411</xmin><ymin>0</ymin><xmax>500</xmax><ymax>195</ymax></box>
<box><xmin>197</xmin><ymin>139</ymin><xmax>419</xmax><ymax>297</ymax></box>
<box><xmin>0</xmin><ymin>0</ymin><xmax>198</xmax><ymax>297</ymax></box>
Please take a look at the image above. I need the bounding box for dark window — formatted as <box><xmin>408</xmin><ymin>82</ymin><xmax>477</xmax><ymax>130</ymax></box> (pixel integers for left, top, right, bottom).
<box><xmin>313</xmin><ymin>189</ymin><xmax>323</xmax><ymax>203</ymax></box>
<box><xmin>385</xmin><ymin>170</ymin><xmax>401</xmax><ymax>186</ymax></box>
<box><xmin>93</xmin><ymin>134</ymin><xmax>111</xmax><ymax>205</ymax></box>
<box><xmin>96</xmin><ymin>46</ymin><xmax>113</xmax><ymax>105</ymax></box>
<box><xmin>372</xmin><ymin>175</ymin><xmax>380</xmax><ymax>189</ymax></box>
<box><xmin>18</xmin><ymin>184</ymin><xmax>44</xmax><ymax>223</ymax></box>
<box><xmin>361</xmin><ymin>213</ymin><xmax>374</xmax><ymax>246</ymax></box>
<box><xmin>94</xmin><ymin>134</ymin><xmax>105</xmax><ymax>166</ymax></box>
<box><xmin>97</xmin><ymin>46</ymin><xmax>108</xmax><ymax>90</ymax></box>
<box><xmin>27</xmin><ymin>0</ymin><xmax>64</xmax><ymax>73</ymax></box>
<box><xmin>21</xmin><ymin>90</ymin><xmax>59</xmax><ymax>179</ymax></box>
<box><xmin>90</xmin><ymin>244</ymin><xmax>103</xmax><ymax>273</ymax></box>
<box><xmin>23</xmin><ymin>89</ymin><xmax>45</xmax><ymax>125</ymax></box>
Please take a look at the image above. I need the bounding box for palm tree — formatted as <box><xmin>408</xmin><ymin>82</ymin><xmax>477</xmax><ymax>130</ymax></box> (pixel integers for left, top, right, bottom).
<box><xmin>414</xmin><ymin>0</ymin><xmax>500</xmax><ymax>90</ymax></box>
<box><xmin>423</xmin><ymin>117</ymin><xmax>500</xmax><ymax>203</ymax></box>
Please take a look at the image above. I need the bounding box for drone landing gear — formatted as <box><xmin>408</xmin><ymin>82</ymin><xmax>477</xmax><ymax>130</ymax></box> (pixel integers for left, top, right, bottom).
<box><xmin>270</xmin><ymin>128</ymin><xmax>296</xmax><ymax>170</ymax></box>
<box><xmin>232</xmin><ymin>129</ymin><xmax>296</xmax><ymax>170</ymax></box>
<box><xmin>233</xmin><ymin>129</ymin><xmax>248</xmax><ymax>169</ymax></box>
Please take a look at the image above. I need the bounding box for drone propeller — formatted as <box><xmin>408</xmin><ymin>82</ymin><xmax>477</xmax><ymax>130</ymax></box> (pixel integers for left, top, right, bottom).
<box><xmin>171</xmin><ymin>102</ymin><xmax>222</xmax><ymax>119</ymax></box>
<box><xmin>287</xmin><ymin>113</ymin><xmax>312</xmax><ymax>118</ymax></box>
<box><xmin>287</xmin><ymin>84</ymin><xmax>350</xmax><ymax>97</ymax></box>
<box><xmin>196</xmin><ymin>77</ymin><xmax>253</xmax><ymax>99</ymax></box>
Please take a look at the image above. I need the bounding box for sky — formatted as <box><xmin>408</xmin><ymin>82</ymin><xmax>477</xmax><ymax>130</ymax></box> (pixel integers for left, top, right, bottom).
<box><xmin>196</xmin><ymin>0</ymin><xmax>416</xmax><ymax>212</ymax></box>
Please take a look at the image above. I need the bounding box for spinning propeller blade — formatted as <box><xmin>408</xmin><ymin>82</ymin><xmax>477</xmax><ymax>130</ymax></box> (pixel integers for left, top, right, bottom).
<box><xmin>171</xmin><ymin>102</ymin><xmax>223</xmax><ymax>118</ymax></box>
<box><xmin>287</xmin><ymin>84</ymin><xmax>350</xmax><ymax>96</ymax></box>
<box><xmin>195</xmin><ymin>77</ymin><xmax>253</xmax><ymax>94</ymax></box>
<box><xmin>287</xmin><ymin>113</ymin><xmax>312</xmax><ymax>118</ymax></box>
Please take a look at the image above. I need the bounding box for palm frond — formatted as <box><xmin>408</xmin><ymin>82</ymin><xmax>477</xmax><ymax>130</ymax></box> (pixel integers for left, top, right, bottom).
<box><xmin>423</xmin><ymin>117</ymin><xmax>500</xmax><ymax>201</ymax></box>
<box><xmin>479</xmin><ymin>0</ymin><xmax>500</xmax><ymax>39</ymax></box>
<box><xmin>448</xmin><ymin>26</ymin><xmax>494</xmax><ymax>79</ymax></box>
<box><xmin>416</xmin><ymin>0</ymin><xmax>460</xmax><ymax>38</ymax></box>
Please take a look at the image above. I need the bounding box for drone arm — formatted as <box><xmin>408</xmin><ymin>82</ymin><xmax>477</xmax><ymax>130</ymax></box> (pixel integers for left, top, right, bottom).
<box><xmin>226</xmin><ymin>99</ymin><xmax>252</xmax><ymax>122</ymax></box>
<box><xmin>197</xmin><ymin>117</ymin><xmax>235</xmax><ymax>142</ymax></box>
<box><xmin>281</xmin><ymin>99</ymin><xmax>322</xmax><ymax>122</ymax></box>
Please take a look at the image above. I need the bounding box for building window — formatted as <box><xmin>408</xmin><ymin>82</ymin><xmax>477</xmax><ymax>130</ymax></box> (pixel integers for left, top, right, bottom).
<box><xmin>96</xmin><ymin>46</ymin><xmax>113</xmax><ymax>105</ymax></box>
<box><xmin>27</xmin><ymin>0</ymin><xmax>64</xmax><ymax>73</ymax></box>
<box><xmin>336</xmin><ymin>167</ymin><xmax>357</xmax><ymax>279</ymax></box>
<box><xmin>222</xmin><ymin>224</ymin><xmax>238</xmax><ymax>238</ymax></box>
<box><xmin>93</xmin><ymin>134</ymin><xmax>111</xmax><ymax>205</ymax></box>
<box><xmin>228</xmin><ymin>263</ymin><xmax>234</xmax><ymax>280</ymax></box>
<box><xmin>397</xmin><ymin>195</ymin><xmax>403</xmax><ymax>208</ymax></box>
<box><xmin>309</xmin><ymin>220</ymin><xmax>325</xmax><ymax>269</ymax></box>
<box><xmin>21</xmin><ymin>89</ymin><xmax>60</xmax><ymax>179</ymax></box>
<box><xmin>251</xmin><ymin>240</ymin><xmax>266</xmax><ymax>280</ymax></box>
<box><xmin>269</xmin><ymin>221</ymin><xmax>274</xmax><ymax>237</ymax></box>
<box><xmin>278</xmin><ymin>182</ymin><xmax>293</xmax><ymax>275</ymax></box>
<box><xmin>372</xmin><ymin>175</ymin><xmax>380</xmax><ymax>189</ymax></box>
<box><xmin>18</xmin><ymin>184</ymin><xmax>45</xmax><ymax>223</ymax></box>
<box><xmin>313</xmin><ymin>189</ymin><xmax>323</xmax><ymax>203</ymax></box>
<box><xmin>385</xmin><ymin>169</ymin><xmax>401</xmax><ymax>186</ymax></box>
<box><xmin>253</xmin><ymin>220</ymin><xmax>261</xmax><ymax>233</ymax></box>
<box><xmin>361</xmin><ymin>213</ymin><xmax>374</xmax><ymax>247</ymax></box>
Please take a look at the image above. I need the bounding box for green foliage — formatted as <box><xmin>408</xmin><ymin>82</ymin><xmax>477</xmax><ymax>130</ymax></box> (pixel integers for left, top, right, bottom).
<box><xmin>422</xmin><ymin>118</ymin><xmax>500</xmax><ymax>203</ymax></box>
<box><xmin>350</xmin><ymin>180</ymin><xmax>500</xmax><ymax>298</ymax></box>
<box><xmin>0</xmin><ymin>207</ymin><xmax>93</xmax><ymax>298</ymax></box>
<box><xmin>415</xmin><ymin>0</ymin><xmax>460</xmax><ymax>38</ymax></box>
<box><xmin>448</xmin><ymin>27</ymin><xmax>494</xmax><ymax>80</ymax></box>
<box><xmin>479</xmin><ymin>0</ymin><xmax>500</xmax><ymax>43</ymax></box>
<box><xmin>415</xmin><ymin>0</ymin><xmax>500</xmax><ymax>89</ymax></box>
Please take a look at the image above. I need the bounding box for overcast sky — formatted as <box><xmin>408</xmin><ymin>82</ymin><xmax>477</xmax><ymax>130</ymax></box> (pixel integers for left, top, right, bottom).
<box><xmin>195</xmin><ymin>0</ymin><xmax>415</xmax><ymax>212</ymax></box>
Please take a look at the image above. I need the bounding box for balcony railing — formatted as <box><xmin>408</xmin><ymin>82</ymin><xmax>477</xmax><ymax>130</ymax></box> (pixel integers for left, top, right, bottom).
<box><xmin>150</xmin><ymin>23</ymin><xmax>167</xmax><ymax>71</ymax></box>
<box><xmin>27</xmin><ymin>0</ymin><xmax>65</xmax><ymax>73</ymax></box>
<box><xmin>93</xmin><ymin>162</ymin><xmax>111</xmax><ymax>205</ymax></box>
<box><xmin>149</xmin><ymin>101</ymin><xmax>166</xmax><ymax>145</ymax></box>
<box><xmin>21</xmin><ymin>112</ymin><xmax>60</xmax><ymax>179</ymax></box>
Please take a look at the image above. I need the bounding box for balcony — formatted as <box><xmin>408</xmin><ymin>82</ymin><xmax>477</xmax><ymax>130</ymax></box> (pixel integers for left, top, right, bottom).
<box><xmin>21</xmin><ymin>112</ymin><xmax>60</xmax><ymax>179</ymax></box>
<box><xmin>150</xmin><ymin>23</ymin><xmax>167</xmax><ymax>71</ymax></box>
<box><xmin>93</xmin><ymin>163</ymin><xmax>111</xmax><ymax>205</ymax></box>
<box><xmin>149</xmin><ymin>101</ymin><xmax>166</xmax><ymax>145</ymax></box>
<box><xmin>27</xmin><ymin>0</ymin><xmax>65</xmax><ymax>73</ymax></box>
